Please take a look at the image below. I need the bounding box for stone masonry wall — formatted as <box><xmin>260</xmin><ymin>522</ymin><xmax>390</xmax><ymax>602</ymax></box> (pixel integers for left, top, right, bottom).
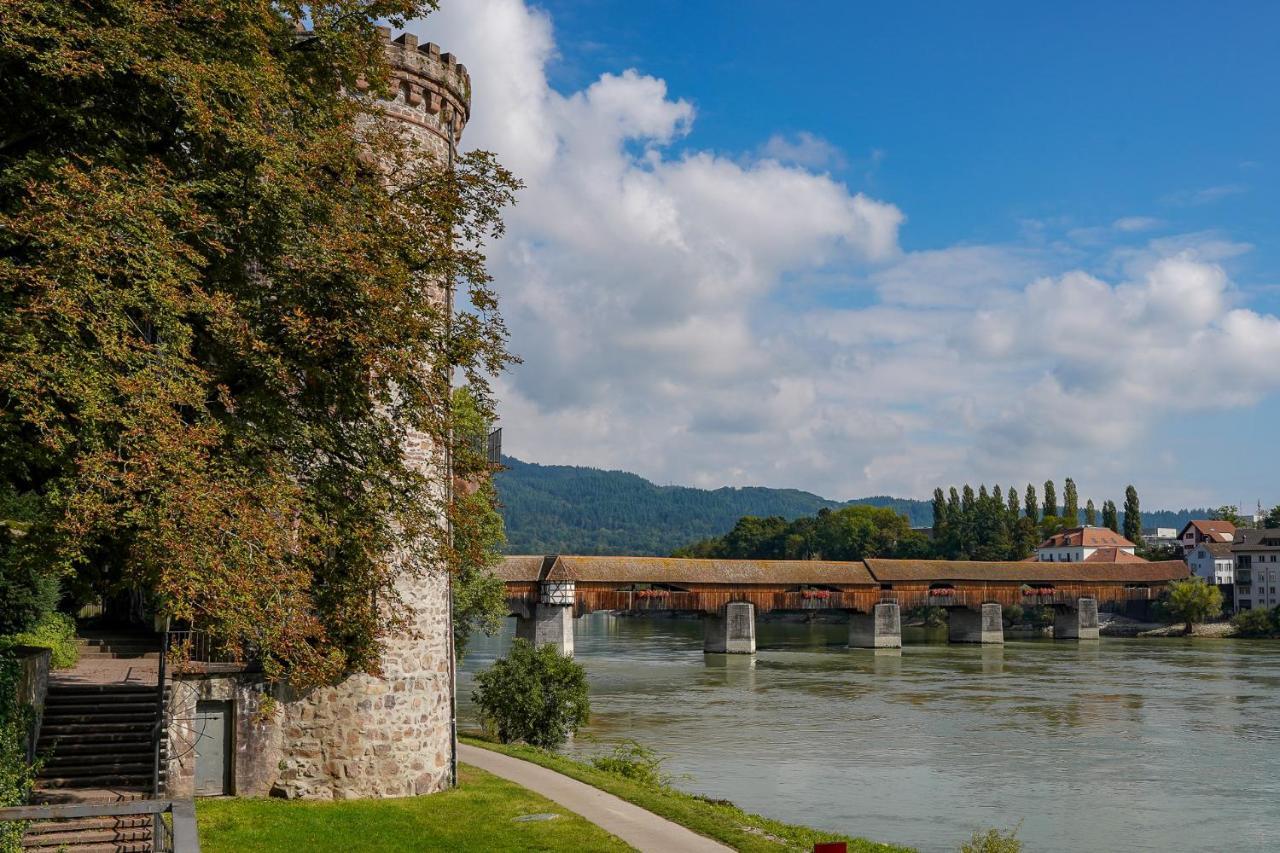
<box><xmin>166</xmin><ymin>27</ymin><xmax>467</xmax><ymax>800</ymax></box>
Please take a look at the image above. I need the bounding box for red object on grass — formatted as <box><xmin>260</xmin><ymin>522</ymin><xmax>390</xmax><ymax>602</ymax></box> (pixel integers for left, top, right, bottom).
<box><xmin>814</xmin><ymin>843</ymin><xmax>848</xmax><ymax>853</ymax></box>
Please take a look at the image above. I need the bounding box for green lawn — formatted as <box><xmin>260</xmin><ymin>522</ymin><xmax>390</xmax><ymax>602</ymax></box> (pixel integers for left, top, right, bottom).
<box><xmin>197</xmin><ymin>764</ymin><xmax>630</xmax><ymax>852</ymax></box>
<box><xmin>462</xmin><ymin>736</ymin><xmax>912</xmax><ymax>853</ymax></box>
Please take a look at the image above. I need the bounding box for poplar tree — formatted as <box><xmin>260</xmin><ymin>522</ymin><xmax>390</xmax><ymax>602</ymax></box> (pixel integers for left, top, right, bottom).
<box><xmin>931</xmin><ymin>487</ymin><xmax>949</xmax><ymax>534</ymax></box>
<box><xmin>1043</xmin><ymin>480</ymin><xmax>1058</xmax><ymax>520</ymax></box>
<box><xmin>1123</xmin><ymin>486</ymin><xmax>1142</xmax><ymax>544</ymax></box>
<box><xmin>1007</xmin><ymin>488</ymin><xmax>1020</xmax><ymax>520</ymax></box>
<box><xmin>1025</xmin><ymin>484</ymin><xmax>1039</xmax><ymax>523</ymax></box>
<box><xmin>1102</xmin><ymin>500</ymin><xmax>1119</xmax><ymax>532</ymax></box>
<box><xmin>1063</xmin><ymin>478</ymin><xmax>1079</xmax><ymax>526</ymax></box>
<box><xmin>0</xmin><ymin>1</ymin><xmax>519</xmax><ymax>686</ymax></box>
<box><xmin>1085</xmin><ymin>499</ymin><xmax>1097</xmax><ymax>527</ymax></box>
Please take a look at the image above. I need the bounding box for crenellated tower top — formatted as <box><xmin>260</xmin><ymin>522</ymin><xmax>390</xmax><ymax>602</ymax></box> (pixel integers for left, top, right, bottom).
<box><xmin>359</xmin><ymin>26</ymin><xmax>471</xmax><ymax>150</ymax></box>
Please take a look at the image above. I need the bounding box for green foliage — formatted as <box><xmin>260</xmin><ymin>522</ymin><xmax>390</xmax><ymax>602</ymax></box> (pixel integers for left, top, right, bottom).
<box><xmin>1102</xmin><ymin>500</ymin><xmax>1119</xmax><ymax>532</ymax></box>
<box><xmin>959</xmin><ymin>825</ymin><xmax>1022</xmax><ymax>853</ymax></box>
<box><xmin>0</xmin><ymin>653</ymin><xmax>37</xmax><ymax>851</ymax></box>
<box><xmin>1023</xmin><ymin>484</ymin><xmax>1038</xmax><ymax>524</ymax></box>
<box><xmin>0</xmin><ymin>1</ymin><xmax>518</xmax><ymax>688</ymax></box>
<box><xmin>1211</xmin><ymin>505</ymin><xmax>1244</xmax><ymax>526</ymax></box>
<box><xmin>677</xmin><ymin>505</ymin><xmax>927</xmax><ymax>561</ymax></box>
<box><xmin>1085</xmin><ymin>498</ymin><xmax>1096</xmax><ymax>527</ymax></box>
<box><xmin>1231</xmin><ymin>607</ymin><xmax>1280</xmax><ymax>638</ymax></box>
<box><xmin>908</xmin><ymin>606</ymin><xmax>947</xmax><ymax>628</ymax></box>
<box><xmin>1002</xmin><ymin>603</ymin><xmax>1024</xmax><ymax>626</ymax></box>
<box><xmin>590</xmin><ymin>740</ymin><xmax>671</xmax><ymax>788</ymax></box>
<box><xmin>1265</xmin><ymin>505</ymin><xmax>1280</xmax><ymax>530</ymax></box>
<box><xmin>472</xmin><ymin>640</ymin><xmax>589</xmax><ymax>749</ymax></box>
<box><xmin>1123</xmin><ymin>486</ymin><xmax>1142</xmax><ymax>544</ymax></box>
<box><xmin>1166</xmin><ymin>578</ymin><xmax>1224</xmax><ymax>631</ymax></box>
<box><xmin>1042</xmin><ymin>480</ymin><xmax>1057</xmax><ymax>520</ymax></box>
<box><xmin>0</xmin><ymin>612</ymin><xmax>78</xmax><ymax>669</ymax></box>
<box><xmin>1062</xmin><ymin>478</ymin><xmax>1079</xmax><ymax>525</ymax></box>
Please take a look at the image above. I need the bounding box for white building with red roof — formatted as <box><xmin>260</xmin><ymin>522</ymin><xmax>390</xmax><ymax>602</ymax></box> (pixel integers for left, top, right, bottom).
<box><xmin>1034</xmin><ymin>526</ymin><xmax>1144</xmax><ymax>563</ymax></box>
<box><xmin>1178</xmin><ymin>519</ymin><xmax>1237</xmax><ymax>555</ymax></box>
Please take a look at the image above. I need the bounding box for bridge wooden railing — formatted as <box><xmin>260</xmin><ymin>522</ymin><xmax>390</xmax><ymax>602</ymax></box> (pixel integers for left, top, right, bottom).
<box><xmin>504</xmin><ymin>580</ymin><xmax>1170</xmax><ymax>617</ymax></box>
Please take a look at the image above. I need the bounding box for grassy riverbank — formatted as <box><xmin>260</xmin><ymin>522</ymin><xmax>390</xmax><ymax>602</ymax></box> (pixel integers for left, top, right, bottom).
<box><xmin>462</xmin><ymin>735</ymin><xmax>910</xmax><ymax>853</ymax></box>
<box><xmin>196</xmin><ymin>764</ymin><xmax>629</xmax><ymax>852</ymax></box>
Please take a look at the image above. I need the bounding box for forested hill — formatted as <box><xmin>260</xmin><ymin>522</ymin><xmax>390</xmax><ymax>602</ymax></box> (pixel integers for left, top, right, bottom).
<box><xmin>494</xmin><ymin>457</ymin><xmax>1216</xmax><ymax>556</ymax></box>
<box><xmin>494</xmin><ymin>457</ymin><xmax>932</xmax><ymax>555</ymax></box>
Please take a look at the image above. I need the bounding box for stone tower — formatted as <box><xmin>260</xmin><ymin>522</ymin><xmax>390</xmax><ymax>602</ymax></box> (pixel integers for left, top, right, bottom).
<box><xmin>166</xmin><ymin>28</ymin><xmax>471</xmax><ymax>801</ymax></box>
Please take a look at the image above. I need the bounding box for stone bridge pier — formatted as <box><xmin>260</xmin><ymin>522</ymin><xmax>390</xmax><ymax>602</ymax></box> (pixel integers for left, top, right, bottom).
<box><xmin>703</xmin><ymin>602</ymin><xmax>756</xmax><ymax>654</ymax></box>
<box><xmin>849</xmin><ymin>602</ymin><xmax>902</xmax><ymax>649</ymax></box>
<box><xmin>515</xmin><ymin>580</ymin><xmax>575</xmax><ymax>656</ymax></box>
<box><xmin>1053</xmin><ymin>597</ymin><xmax>1100</xmax><ymax>640</ymax></box>
<box><xmin>947</xmin><ymin>603</ymin><xmax>1004</xmax><ymax>644</ymax></box>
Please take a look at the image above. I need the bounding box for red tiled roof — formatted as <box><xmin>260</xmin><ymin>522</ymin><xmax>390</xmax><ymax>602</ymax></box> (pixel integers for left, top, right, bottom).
<box><xmin>1037</xmin><ymin>527</ymin><xmax>1136</xmax><ymax>549</ymax></box>
<box><xmin>1083</xmin><ymin>547</ymin><xmax>1147</xmax><ymax>563</ymax></box>
<box><xmin>1179</xmin><ymin>520</ymin><xmax>1237</xmax><ymax>541</ymax></box>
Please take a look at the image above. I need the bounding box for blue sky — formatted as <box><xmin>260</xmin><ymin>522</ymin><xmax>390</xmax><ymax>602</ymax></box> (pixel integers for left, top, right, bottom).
<box><xmin>418</xmin><ymin>1</ymin><xmax>1280</xmax><ymax>509</ymax></box>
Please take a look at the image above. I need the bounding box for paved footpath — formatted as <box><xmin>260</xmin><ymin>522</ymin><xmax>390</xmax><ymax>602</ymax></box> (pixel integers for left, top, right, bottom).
<box><xmin>458</xmin><ymin>743</ymin><xmax>731</xmax><ymax>852</ymax></box>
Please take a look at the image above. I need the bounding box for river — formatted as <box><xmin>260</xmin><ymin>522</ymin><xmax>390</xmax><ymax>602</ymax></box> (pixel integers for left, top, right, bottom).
<box><xmin>457</xmin><ymin>613</ymin><xmax>1280</xmax><ymax>852</ymax></box>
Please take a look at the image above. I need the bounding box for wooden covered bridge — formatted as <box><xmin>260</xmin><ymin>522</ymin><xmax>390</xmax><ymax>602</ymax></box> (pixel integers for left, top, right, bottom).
<box><xmin>496</xmin><ymin>555</ymin><xmax>1189</xmax><ymax>654</ymax></box>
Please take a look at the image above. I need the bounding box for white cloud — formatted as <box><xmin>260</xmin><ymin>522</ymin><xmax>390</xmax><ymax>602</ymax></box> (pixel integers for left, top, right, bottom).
<box><xmin>759</xmin><ymin>132</ymin><xmax>848</xmax><ymax>170</ymax></box>
<box><xmin>408</xmin><ymin>2</ymin><xmax>1280</xmax><ymax>505</ymax></box>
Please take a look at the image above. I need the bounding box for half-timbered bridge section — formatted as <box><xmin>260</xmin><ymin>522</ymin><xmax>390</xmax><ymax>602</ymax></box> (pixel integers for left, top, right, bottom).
<box><xmin>496</xmin><ymin>555</ymin><xmax>1189</xmax><ymax>655</ymax></box>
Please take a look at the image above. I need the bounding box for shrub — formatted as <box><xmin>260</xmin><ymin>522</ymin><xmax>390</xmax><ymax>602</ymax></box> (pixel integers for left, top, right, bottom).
<box><xmin>1232</xmin><ymin>607</ymin><xmax>1280</xmax><ymax>638</ymax></box>
<box><xmin>959</xmin><ymin>824</ymin><xmax>1022</xmax><ymax>853</ymax></box>
<box><xmin>908</xmin><ymin>606</ymin><xmax>947</xmax><ymax>628</ymax></box>
<box><xmin>0</xmin><ymin>653</ymin><xmax>38</xmax><ymax>851</ymax></box>
<box><xmin>0</xmin><ymin>612</ymin><xmax>78</xmax><ymax>669</ymax></box>
<box><xmin>590</xmin><ymin>740</ymin><xmax>670</xmax><ymax>788</ymax></box>
<box><xmin>472</xmin><ymin>639</ymin><xmax>589</xmax><ymax>749</ymax></box>
<box><xmin>1002</xmin><ymin>604</ymin><xmax>1024</xmax><ymax>626</ymax></box>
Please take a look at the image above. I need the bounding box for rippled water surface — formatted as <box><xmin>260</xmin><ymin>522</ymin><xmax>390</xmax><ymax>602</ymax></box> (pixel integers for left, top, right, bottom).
<box><xmin>458</xmin><ymin>614</ymin><xmax>1280</xmax><ymax>852</ymax></box>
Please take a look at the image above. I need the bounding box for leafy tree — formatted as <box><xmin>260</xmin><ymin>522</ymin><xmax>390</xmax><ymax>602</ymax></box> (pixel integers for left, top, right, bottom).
<box><xmin>472</xmin><ymin>639</ymin><xmax>590</xmax><ymax>749</ymax></box>
<box><xmin>1024</xmin><ymin>484</ymin><xmax>1038</xmax><ymax>524</ymax></box>
<box><xmin>1211</xmin><ymin>505</ymin><xmax>1244</xmax><ymax>526</ymax></box>
<box><xmin>1085</xmin><ymin>499</ymin><xmax>1097</xmax><ymax>527</ymax></box>
<box><xmin>0</xmin><ymin>1</ymin><xmax>519</xmax><ymax>687</ymax></box>
<box><xmin>1039</xmin><ymin>515</ymin><xmax>1066</xmax><ymax>540</ymax></box>
<box><xmin>1102</xmin><ymin>500</ymin><xmax>1119</xmax><ymax>532</ymax></box>
<box><xmin>1006</xmin><ymin>488</ymin><xmax>1020</xmax><ymax>521</ymax></box>
<box><xmin>1165</xmin><ymin>578</ymin><xmax>1224</xmax><ymax>634</ymax></box>
<box><xmin>1266</xmin><ymin>506</ymin><xmax>1280</xmax><ymax>530</ymax></box>
<box><xmin>1123</xmin><ymin>486</ymin><xmax>1142</xmax><ymax>544</ymax></box>
<box><xmin>1042</xmin><ymin>481</ymin><xmax>1057</xmax><ymax>521</ymax></box>
<box><xmin>1062</xmin><ymin>478</ymin><xmax>1079</xmax><ymax>525</ymax></box>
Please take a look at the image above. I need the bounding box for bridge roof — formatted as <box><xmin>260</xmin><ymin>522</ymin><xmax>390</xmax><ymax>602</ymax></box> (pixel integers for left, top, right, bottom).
<box><xmin>502</xmin><ymin>555</ymin><xmax>877</xmax><ymax>585</ymax></box>
<box><xmin>493</xmin><ymin>555</ymin><xmax>551</xmax><ymax>582</ymax></box>
<box><xmin>864</xmin><ymin>559</ymin><xmax>1190</xmax><ymax>583</ymax></box>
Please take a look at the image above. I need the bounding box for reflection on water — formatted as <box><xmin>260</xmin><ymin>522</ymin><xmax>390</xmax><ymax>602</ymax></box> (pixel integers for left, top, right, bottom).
<box><xmin>458</xmin><ymin>613</ymin><xmax>1280</xmax><ymax>853</ymax></box>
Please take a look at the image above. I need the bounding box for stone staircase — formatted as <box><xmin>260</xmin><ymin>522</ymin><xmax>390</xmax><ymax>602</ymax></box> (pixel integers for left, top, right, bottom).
<box><xmin>24</xmin><ymin>633</ymin><xmax>169</xmax><ymax>852</ymax></box>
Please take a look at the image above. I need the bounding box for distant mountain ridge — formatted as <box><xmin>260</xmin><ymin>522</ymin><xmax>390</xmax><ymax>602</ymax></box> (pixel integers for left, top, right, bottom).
<box><xmin>494</xmin><ymin>457</ymin><xmax>1212</xmax><ymax>556</ymax></box>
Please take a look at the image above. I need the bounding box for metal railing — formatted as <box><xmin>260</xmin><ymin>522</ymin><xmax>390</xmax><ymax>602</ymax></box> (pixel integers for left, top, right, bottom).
<box><xmin>465</xmin><ymin>428</ymin><xmax>502</xmax><ymax>464</ymax></box>
<box><xmin>0</xmin><ymin>799</ymin><xmax>199</xmax><ymax>852</ymax></box>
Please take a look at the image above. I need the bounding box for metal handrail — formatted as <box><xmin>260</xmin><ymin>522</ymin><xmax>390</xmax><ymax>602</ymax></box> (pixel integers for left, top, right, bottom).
<box><xmin>152</xmin><ymin>630</ymin><xmax>169</xmax><ymax>798</ymax></box>
<box><xmin>0</xmin><ymin>799</ymin><xmax>199</xmax><ymax>852</ymax></box>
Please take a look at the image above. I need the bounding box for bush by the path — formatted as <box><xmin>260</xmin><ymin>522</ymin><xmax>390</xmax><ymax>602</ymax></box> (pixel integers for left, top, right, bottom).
<box><xmin>472</xmin><ymin>639</ymin><xmax>589</xmax><ymax>749</ymax></box>
<box><xmin>1232</xmin><ymin>607</ymin><xmax>1280</xmax><ymax>638</ymax></box>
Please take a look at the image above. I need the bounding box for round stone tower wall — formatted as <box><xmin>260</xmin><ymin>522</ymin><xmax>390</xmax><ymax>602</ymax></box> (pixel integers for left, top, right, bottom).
<box><xmin>271</xmin><ymin>28</ymin><xmax>470</xmax><ymax>800</ymax></box>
